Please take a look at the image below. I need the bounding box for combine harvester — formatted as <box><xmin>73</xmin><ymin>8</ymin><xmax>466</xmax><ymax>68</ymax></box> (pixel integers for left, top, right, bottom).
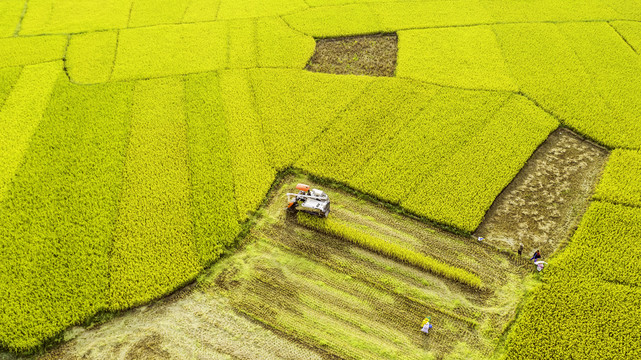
<box><xmin>286</xmin><ymin>183</ymin><xmax>331</xmax><ymax>217</ymax></box>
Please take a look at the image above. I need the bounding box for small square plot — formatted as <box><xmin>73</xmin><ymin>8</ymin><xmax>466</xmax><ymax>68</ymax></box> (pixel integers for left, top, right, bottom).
<box><xmin>306</xmin><ymin>34</ymin><xmax>397</xmax><ymax>77</ymax></box>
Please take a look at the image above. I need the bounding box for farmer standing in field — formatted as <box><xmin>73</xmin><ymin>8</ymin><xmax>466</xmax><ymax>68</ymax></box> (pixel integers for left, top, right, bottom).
<box><xmin>530</xmin><ymin>250</ymin><xmax>541</xmax><ymax>262</ymax></box>
<box><xmin>518</xmin><ymin>243</ymin><xmax>524</xmax><ymax>257</ymax></box>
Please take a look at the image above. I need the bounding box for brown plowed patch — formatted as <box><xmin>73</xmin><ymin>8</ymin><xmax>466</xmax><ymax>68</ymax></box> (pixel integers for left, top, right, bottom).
<box><xmin>475</xmin><ymin>128</ymin><xmax>609</xmax><ymax>260</ymax></box>
<box><xmin>306</xmin><ymin>34</ymin><xmax>397</xmax><ymax>77</ymax></box>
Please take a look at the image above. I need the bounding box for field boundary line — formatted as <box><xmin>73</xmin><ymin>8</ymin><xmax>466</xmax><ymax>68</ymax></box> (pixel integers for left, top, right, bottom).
<box><xmin>181</xmin><ymin>76</ymin><xmax>200</xmax><ymax>269</ymax></box>
<box><xmin>11</xmin><ymin>18</ymin><xmax>640</xmax><ymax>41</ymax></box>
<box><xmin>607</xmin><ymin>21</ymin><xmax>639</xmax><ymax>55</ymax></box>
<box><xmin>295</xmin><ymin>79</ymin><xmax>376</xmax><ymax>158</ymax></box>
<box><xmin>109</xmin><ymin>29</ymin><xmax>121</xmax><ymax>82</ymax></box>
<box><xmin>591</xmin><ymin>198</ymin><xmax>641</xmax><ymax>211</ymax></box>
<box><xmin>13</xmin><ymin>0</ymin><xmax>29</xmax><ymax>36</ymax></box>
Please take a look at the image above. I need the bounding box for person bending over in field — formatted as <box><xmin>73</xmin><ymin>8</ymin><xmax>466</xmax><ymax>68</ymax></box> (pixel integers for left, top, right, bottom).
<box><xmin>517</xmin><ymin>243</ymin><xmax>524</xmax><ymax>257</ymax></box>
<box><xmin>421</xmin><ymin>317</ymin><xmax>433</xmax><ymax>334</ymax></box>
<box><xmin>530</xmin><ymin>250</ymin><xmax>541</xmax><ymax>262</ymax></box>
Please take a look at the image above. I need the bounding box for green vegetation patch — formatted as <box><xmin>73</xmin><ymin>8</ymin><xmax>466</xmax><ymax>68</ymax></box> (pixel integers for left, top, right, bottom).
<box><xmin>0</xmin><ymin>66</ymin><xmax>21</xmax><ymax>108</ymax></box>
<box><xmin>316</xmin><ymin>89</ymin><xmax>557</xmax><ymax>233</ymax></box>
<box><xmin>250</xmin><ymin>68</ymin><xmax>373</xmax><ymax>171</ymax></box>
<box><xmin>594</xmin><ymin>149</ymin><xmax>641</xmax><ymax>207</ymax></box>
<box><xmin>0</xmin><ymin>0</ymin><xmax>24</xmax><ymax>37</ymax></box>
<box><xmin>610</xmin><ymin>21</ymin><xmax>641</xmax><ymax>53</ymax></box>
<box><xmin>217</xmin><ymin>0</ymin><xmax>308</xmax><ymax>20</ymax></box>
<box><xmin>552</xmin><ymin>201</ymin><xmax>641</xmax><ymax>287</ymax></box>
<box><xmin>0</xmin><ymin>61</ymin><xmax>61</xmax><ymax>201</ymax></box>
<box><xmin>128</xmin><ymin>0</ymin><xmax>190</xmax><ymax>27</ymax></box>
<box><xmin>185</xmin><ymin>72</ymin><xmax>241</xmax><ymax>266</ymax></box>
<box><xmin>351</xmin><ymin>88</ymin><xmax>509</xmax><ymax>206</ymax></box>
<box><xmin>0</xmin><ymin>77</ymin><xmax>132</xmax><ymax>351</ymax></box>
<box><xmin>66</xmin><ymin>31</ymin><xmax>118</xmax><ymax>84</ymax></box>
<box><xmin>109</xmin><ymin>77</ymin><xmax>201</xmax><ymax>310</ymax></box>
<box><xmin>219</xmin><ymin>70</ymin><xmax>276</xmax><ymax>221</ymax></box>
<box><xmin>494</xmin><ymin>22</ymin><xmax>641</xmax><ymax>149</ymax></box>
<box><xmin>397</xmin><ymin>26</ymin><xmax>517</xmax><ymax>91</ymax></box>
<box><xmin>20</xmin><ymin>0</ymin><xmax>130</xmax><ymax>35</ymax></box>
<box><xmin>0</xmin><ymin>36</ymin><xmax>67</xmax><ymax>68</ymax></box>
<box><xmin>506</xmin><ymin>275</ymin><xmax>641</xmax><ymax>360</ymax></box>
<box><xmin>283</xmin><ymin>4</ymin><xmax>386</xmax><ymax>38</ymax></box>
<box><xmin>506</xmin><ymin>201</ymin><xmax>641</xmax><ymax>358</ymax></box>
<box><xmin>402</xmin><ymin>95</ymin><xmax>558</xmax><ymax>232</ymax></box>
<box><xmin>183</xmin><ymin>0</ymin><xmax>221</xmax><ymax>22</ymax></box>
<box><xmin>297</xmin><ymin>77</ymin><xmax>439</xmax><ymax>183</ymax></box>
<box><xmin>110</xmin><ymin>18</ymin><xmax>314</xmax><ymax>81</ymax></box>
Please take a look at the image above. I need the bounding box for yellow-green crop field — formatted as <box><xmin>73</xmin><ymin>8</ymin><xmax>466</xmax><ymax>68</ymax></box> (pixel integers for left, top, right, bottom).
<box><xmin>1</xmin><ymin>0</ymin><xmax>640</xmax><ymax>358</ymax></box>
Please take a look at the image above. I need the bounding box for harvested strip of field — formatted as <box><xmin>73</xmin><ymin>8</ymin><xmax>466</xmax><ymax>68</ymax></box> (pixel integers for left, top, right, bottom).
<box><xmin>306</xmin><ymin>34</ymin><xmax>397</xmax><ymax>77</ymax></box>
<box><xmin>212</xmin><ymin>238</ymin><xmax>466</xmax><ymax>359</ymax></box>
<box><xmin>0</xmin><ymin>61</ymin><xmax>61</xmax><ymax>201</ymax></box>
<box><xmin>298</xmin><ymin>213</ymin><xmax>482</xmax><ymax>288</ymax></box>
<box><xmin>30</xmin><ymin>174</ymin><xmax>532</xmax><ymax>359</ymax></box>
<box><xmin>36</xmin><ymin>289</ymin><xmax>325</xmax><ymax>360</ymax></box>
<box><xmin>109</xmin><ymin>77</ymin><xmax>200</xmax><ymax>310</ymax></box>
<box><xmin>475</xmin><ymin>128</ymin><xmax>608</xmax><ymax>258</ymax></box>
<box><xmin>0</xmin><ymin>77</ymin><xmax>133</xmax><ymax>351</ymax></box>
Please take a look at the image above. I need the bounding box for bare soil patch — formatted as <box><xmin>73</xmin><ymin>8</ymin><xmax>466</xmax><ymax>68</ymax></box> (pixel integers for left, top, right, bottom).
<box><xmin>475</xmin><ymin>128</ymin><xmax>609</xmax><ymax>260</ymax></box>
<box><xmin>306</xmin><ymin>34</ymin><xmax>397</xmax><ymax>77</ymax></box>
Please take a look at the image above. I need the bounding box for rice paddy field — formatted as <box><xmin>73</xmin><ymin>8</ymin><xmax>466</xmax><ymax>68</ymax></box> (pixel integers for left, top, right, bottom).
<box><xmin>1</xmin><ymin>0</ymin><xmax>640</xmax><ymax>359</ymax></box>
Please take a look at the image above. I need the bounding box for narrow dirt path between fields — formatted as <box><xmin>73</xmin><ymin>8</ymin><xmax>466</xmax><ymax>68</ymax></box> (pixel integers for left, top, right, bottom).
<box><xmin>475</xmin><ymin>128</ymin><xmax>609</xmax><ymax>260</ymax></box>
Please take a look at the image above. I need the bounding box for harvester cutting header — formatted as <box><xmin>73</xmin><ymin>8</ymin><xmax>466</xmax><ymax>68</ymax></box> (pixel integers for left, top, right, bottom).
<box><xmin>286</xmin><ymin>183</ymin><xmax>331</xmax><ymax>217</ymax></box>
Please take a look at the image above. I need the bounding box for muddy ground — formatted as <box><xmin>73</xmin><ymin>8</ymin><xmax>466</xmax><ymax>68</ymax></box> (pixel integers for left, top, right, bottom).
<box><xmin>475</xmin><ymin>128</ymin><xmax>609</xmax><ymax>260</ymax></box>
<box><xmin>306</xmin><ymin>34</ymin><xmax>397</xmax><ymax>77</ymax></box>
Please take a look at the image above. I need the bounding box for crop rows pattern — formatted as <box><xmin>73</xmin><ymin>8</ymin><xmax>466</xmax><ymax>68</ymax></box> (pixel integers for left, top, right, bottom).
<box><xmin>297</xmin><ymin>212</ymin><xmax>483</xmax><ymax>288</ymax></box>
<box><xmin>0</xmin><ymin>0</ymin><xmax>640</xmax><ymax>355</ymax></box>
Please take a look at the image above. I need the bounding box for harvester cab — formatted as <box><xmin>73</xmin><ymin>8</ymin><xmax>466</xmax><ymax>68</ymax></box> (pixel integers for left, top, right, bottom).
<box><xmin>286</xmin><ymin>183</ymin><xmax>331</xmax><ymax>217</ymax></box>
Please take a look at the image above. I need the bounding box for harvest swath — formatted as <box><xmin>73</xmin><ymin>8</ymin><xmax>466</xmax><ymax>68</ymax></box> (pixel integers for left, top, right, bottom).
<box><xmin>1</xmin><ymin>0</ymin><xmax>640</xmax><ymax>358</ymax></box>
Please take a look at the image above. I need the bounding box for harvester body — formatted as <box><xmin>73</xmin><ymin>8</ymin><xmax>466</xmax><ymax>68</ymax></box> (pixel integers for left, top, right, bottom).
<box><xmin>287</xmin><ymin>183</ymin><xmax>330</xmax><ymax>217</ymax></box>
